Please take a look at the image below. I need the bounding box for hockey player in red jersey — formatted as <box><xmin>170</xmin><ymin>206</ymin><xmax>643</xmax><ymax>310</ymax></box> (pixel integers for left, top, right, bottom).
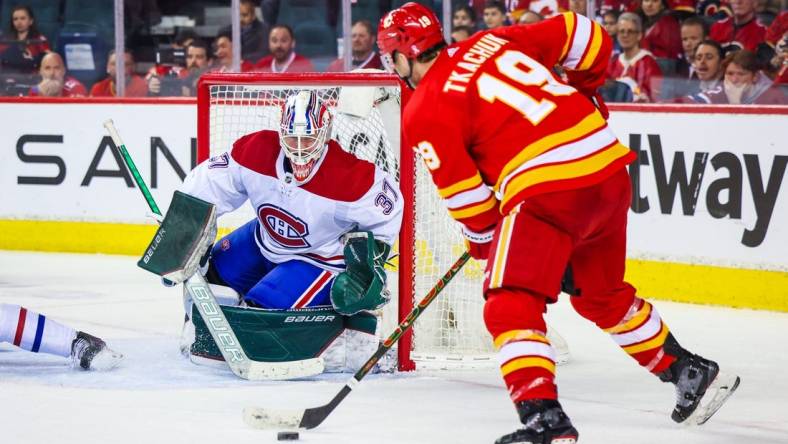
<box><xmin>378</xmin><ymin>3</ymin><xmax>740</xmax><ymax>443</ymax></box>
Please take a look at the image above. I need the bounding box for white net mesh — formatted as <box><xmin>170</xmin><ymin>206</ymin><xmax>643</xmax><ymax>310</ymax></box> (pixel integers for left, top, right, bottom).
<box><xmin>203</xmin><ymin>81</ymin><xmax>495</xmax><ymax>369</ymax></box>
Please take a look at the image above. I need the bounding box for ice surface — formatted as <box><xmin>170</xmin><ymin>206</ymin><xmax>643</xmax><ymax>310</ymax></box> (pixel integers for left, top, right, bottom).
<box><xmin>1</xmin><ymin>251</ymin><xmax>786</xmax><ymax>444</ymax></box>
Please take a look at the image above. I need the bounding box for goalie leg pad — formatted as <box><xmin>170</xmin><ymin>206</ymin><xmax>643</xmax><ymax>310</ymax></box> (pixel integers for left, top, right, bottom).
<box><xmin>190</xmin><ymin>305</ymin><xmax>375</xmax><ymax>365</ymax></box>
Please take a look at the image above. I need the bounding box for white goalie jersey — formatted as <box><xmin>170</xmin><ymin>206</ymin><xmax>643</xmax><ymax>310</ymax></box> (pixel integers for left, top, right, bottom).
<box><xmin>180</xmin><ymin>130</ymin><xmax>403</xmax><ymax>272</ymax></box>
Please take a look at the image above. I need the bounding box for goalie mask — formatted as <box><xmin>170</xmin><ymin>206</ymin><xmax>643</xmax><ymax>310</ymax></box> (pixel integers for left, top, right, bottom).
<box><xmin>279</xmin><ymin>90</ymin><xmax>332</xmax><ymax>181</ymax></box>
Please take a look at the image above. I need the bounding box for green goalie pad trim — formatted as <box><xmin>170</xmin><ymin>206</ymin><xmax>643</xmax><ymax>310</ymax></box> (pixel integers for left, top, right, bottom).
<box><xmin>137</xmin><ymin>191</ymin><xmax>216</xmax><ymax>283</ymax></box>
<box><xmin>191</xmin><ymin>305</ymin><xmax>377</xmax><ymax>363</ymax></box>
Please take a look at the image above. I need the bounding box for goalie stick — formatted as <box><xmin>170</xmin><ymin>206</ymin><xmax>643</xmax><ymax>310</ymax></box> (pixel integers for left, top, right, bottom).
<box><xmin>103</xmin><ymin>119</ymin><xmax>324</xmax><ymax>380</ymax></box>
<box><xmin>242</xmin><ymin>251</ymin><xmax>472</xmax><ymax>430</ymax></box>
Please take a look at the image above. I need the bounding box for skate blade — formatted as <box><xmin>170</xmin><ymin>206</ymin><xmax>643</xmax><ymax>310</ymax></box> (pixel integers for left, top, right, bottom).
<box><xmin>685</xmin><ymin>371</ymin><xmax>740</xmax><ymax>426</ymax></box>
<box><xmin>550</xmin><ymin>437</ymin><xmax>577</xmax><ymax>444</ymax></box>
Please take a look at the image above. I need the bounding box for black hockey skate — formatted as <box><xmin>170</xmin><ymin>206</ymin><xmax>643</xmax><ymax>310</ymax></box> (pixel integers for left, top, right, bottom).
<box><xmin>495</xmin><ymin>399</ymin><xmax>578</xmax><ymax>444</ymax></box>
<box><xmin>71</xmin><ymin>331</ymin><xmax>123</xmax><ymax>371</ymax></box>
<box><xmin>658</xmin><ymin>335</ymin><xmax>740</xmax><ymax>425</ymax></box>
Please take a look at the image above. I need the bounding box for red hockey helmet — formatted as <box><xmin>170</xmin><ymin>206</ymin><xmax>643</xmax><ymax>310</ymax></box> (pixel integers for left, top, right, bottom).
<box><xmin>377</xmin><ymin>2</ymin><xmax>444</xmax><ymax>60</ymax></box>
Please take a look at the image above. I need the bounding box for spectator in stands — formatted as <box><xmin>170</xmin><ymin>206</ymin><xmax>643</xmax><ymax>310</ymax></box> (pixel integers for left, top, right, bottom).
<box><xmin>0</xmin><ymin>5</ymin><xmax>50</xmax><ymax>73</ymax></box>
<box><xmin>211</xmin><ymin>33</ymin><xmax>254</xmax><ymax>72</ymax></box>
<box><xmin>326</xmin><ymin>20</ymin><xmax>382</xmax><ymax>72</ymax></box>
<box><xmin>506</xmin><ymin>0</ymin><xmax>559</xmax><ymax>19</ymax></box>
<box><xmin>677</xmin><ymin>16</ymin><xmax>708</xmax><ymax>77</ymax></box>
<box><xmin>29</xmin><ymin>52</ymin><xmax>86</xmax><ymax>97</ymax></box>
<box><xmin>451</xmin><ymin>25</ymin><xmax>475</xmax><ymax>43</ymax></box>
<box><xmin>253</xmin><ymin>24</ymin><xmax>314</xmax><ymax>73</ymax></box>
<box><xmin>603</xmin><ymin>10</ymin><xmax>623</xmax><ymax>55</ymax></box>
<box><xmin>688</xmin><ymin>49</ymin><xmax>784</xmax><ymax>103</ymax></box>
<box><xmin>518</xmin><ymin>11</ymin><xmax>544</xmax><ymax>24</ymax></box>
<box><xmin>709</xmin><ymin>0</ymin><xmax>767</xmax><ymax>52</ymax></box>
<box><xmin>639</xmin><ymin>0</ymin><xmax>683</xmax><ymax>59</ymax></box>
<box><xmin>669</xmin><ymin>0</ymin><xmax>697</xmax><ymax>19</ymax></box>
<box><xmin>674</xmin><ymin>39</ymin><xmax>725</xmax><ymax>99</ymax></box>
<box><xmin>218</xmin><ymin>0</ymin><xmax>269</xmax><ymax>63</ymax></box>
<box><xmin>148</xmin><ymin>40</ymin><xmax>212</xmax><ymax>97</ymax></box>
<box><xmin>173</xmin><ymin>29</ymin><xmax>199</xmax><ymax>50</ymax></box>
<box><xmin>765</xmin><ymin>11</ymin><xmax>787</xmax><ymax>48</ymax></box>
<box><xmin>569</xmin><ymin>0</ymin><xmax>589</xmax><ymax>16</ymax></box>
<box><xmin>770</xmin><ymin>32</ymin><xmax>787</xmax><ymax>84</ymax></box>
<box><xmin>90</xmin><ymin>49</ymin><xmax>148</xmax><ymax>97</ymax></box>
<box><xmin>181</xmin><ymin>40</ymin><xmax>213</xmax><ymax>96</ymax></box>
<box><xmin>453</xmin><ymin>5</ymin><xmax>478</xmax><ymax>30</ymax></box>
<box><xmin>607</xmin><ymin>12</ymin><xmax>664</xmax><ymax>101</ymax></box>
<box><xmin>483</xmin><ymin>1</ymin><xmax>508</xmax><ymax>29</ymax></box>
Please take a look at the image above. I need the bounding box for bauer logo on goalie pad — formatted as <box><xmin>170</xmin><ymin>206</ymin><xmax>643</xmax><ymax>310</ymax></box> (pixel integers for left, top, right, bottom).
<box><xmin>142</xmin><ymin>229</ymin><xmax>166</xmax><ymax>264</ymax></box>
<box><xmin>258</xmin><ymin>204</ymin><xmax>310</xmax><ymax>248</ymax></box>
<box><xmin>284</xmin><ymin>315</ymin><xmax>337</xmax><ymax>323</ymax></box>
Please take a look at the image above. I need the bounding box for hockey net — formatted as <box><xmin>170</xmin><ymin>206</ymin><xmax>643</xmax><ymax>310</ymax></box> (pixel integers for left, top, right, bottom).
<box><xmin>196</xmin><ymin>72</ymin><xmax>494</xmax><ymax>371</ymax></box>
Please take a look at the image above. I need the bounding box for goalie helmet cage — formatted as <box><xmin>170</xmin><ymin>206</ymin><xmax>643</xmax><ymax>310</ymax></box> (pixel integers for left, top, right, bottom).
<box><xmin>196</xmin><ymin>72</ymin><xmax>494</xmax><ymax>372</ymax></box>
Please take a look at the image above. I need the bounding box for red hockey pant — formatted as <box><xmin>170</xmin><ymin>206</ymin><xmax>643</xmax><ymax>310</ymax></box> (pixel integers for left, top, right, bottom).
<box><xmin>482</xmin><ymin>169</ymin><xmax>676</xmax><ymax>403</ymax></box>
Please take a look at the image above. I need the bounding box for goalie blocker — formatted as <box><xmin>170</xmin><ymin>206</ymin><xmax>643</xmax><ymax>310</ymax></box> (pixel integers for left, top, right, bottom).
<box><xmin>137</xmin><ymin>190</ymin><xmax>216</xmax><ymax>284</ymax></box>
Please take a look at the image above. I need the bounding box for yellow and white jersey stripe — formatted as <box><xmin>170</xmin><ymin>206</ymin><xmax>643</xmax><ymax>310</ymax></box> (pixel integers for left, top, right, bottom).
<box><xmin>438</xmin><ymin>172</ymin><xmax>500</xmax><ymax>230</ymax></box>
<box><xmin>559</xmin><ymin>12</ymin><xmax>606</xmax><ymax>71</ymax></box>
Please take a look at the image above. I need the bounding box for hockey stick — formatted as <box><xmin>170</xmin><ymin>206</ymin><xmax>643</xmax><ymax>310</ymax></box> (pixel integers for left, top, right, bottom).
<box><xmin>103</xmin><ymin>119</ymin><xmax>324</xmax><ymax>380</ymax></box>
<box><xmin>243</xmin><ymin>251</ymin><xmax>472</xmax><ymax>430</ymax></box>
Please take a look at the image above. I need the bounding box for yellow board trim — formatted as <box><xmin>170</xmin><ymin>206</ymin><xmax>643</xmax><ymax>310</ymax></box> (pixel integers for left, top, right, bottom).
<box><xmin>2</xmin><ymin>220</ymin><xmax>787</xmax><ymax>313</ymax></box>
<box><xmin>622</xmin><ymin>323</ymin><xmax>670</xmax><ymax>355</ymax></box>
<box><xmin>501</xmin><ymin>356</ymin><xmax>556</xmax><ymax>376</ymax></box>
<box><xmin>0</xmin><ymin>219</ymin><xmax>233</xmax><ymax>256</ymax></box>
<box><xmin>625</xmin><ymin>258</ymin><xmax>788</xmax><ymax>312</ymax></box>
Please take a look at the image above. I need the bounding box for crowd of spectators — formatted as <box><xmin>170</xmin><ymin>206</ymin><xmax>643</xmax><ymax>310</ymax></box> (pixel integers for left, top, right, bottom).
<box><xmin>0</xmin><ymin>0</ymin><xmax>784</xmax><ymax>104</ymax></box>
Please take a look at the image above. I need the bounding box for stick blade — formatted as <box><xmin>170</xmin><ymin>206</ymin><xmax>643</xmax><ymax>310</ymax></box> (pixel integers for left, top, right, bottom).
<box><xmin>243</xmin><ymin>407</ymin><xmax>305</xmax><ymax>429</ymax></box>
<box><xmin>244</xmin><ymin>357</ymin><xmax>324</xmax><ymax>381</ymax></box>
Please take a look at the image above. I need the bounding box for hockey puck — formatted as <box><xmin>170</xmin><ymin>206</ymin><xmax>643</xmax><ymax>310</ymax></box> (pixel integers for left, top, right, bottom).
<box><xmin>277</xmin><ymin>431</ymin><xmax>300</xmax><ymax>441</ymax></box>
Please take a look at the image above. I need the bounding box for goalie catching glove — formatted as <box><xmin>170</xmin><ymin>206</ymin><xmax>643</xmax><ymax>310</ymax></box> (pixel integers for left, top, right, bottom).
<box><xmin>330</xmin><ymin>231</ymin><xmax>392</xmax><ymax>316</ymax></box>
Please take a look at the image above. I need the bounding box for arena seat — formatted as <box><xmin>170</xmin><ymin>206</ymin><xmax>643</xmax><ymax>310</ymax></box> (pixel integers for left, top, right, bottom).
<box><xmin>56</xmin><ymin>24</ymin><xmax>109</xmax><ymax>91</ymax></box>
<box><xmin>277</xmin><ymin>0</ymin><xmax>330</xmax><ymax>26</ymax></box>
<box><xmin>294</xmin><ymin>21</ymin><xmax>337</xmax><ymax>58</ymax></box>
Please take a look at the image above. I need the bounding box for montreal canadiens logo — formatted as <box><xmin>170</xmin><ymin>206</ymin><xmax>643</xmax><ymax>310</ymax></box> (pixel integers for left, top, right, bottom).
<box><xmin>258</xmin><ymin>204</ymin><xmax>311</xmax><ymax>249</ymax></box>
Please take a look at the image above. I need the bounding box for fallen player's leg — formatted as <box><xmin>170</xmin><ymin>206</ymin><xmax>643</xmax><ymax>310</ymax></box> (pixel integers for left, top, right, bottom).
<box><xmin>0</xmin><ymin>303</ymin><xmax>123</xmax><ymax>371</ymax></box>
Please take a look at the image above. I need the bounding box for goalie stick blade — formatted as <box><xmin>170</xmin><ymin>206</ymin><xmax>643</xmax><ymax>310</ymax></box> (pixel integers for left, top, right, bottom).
<box><xmin>685</xmin><ymin>371</ymin><xmax>741</xmax><ymax>426</ymax></box>
<box><xmin>244</xmin><ymin>357</ymin><xmax>325</xmax><ymax>381</ymax></box>
<box><xmin>243</xmin><ymin>407</ymin><xmax>305</xmax><ymax>430</ymax></box>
